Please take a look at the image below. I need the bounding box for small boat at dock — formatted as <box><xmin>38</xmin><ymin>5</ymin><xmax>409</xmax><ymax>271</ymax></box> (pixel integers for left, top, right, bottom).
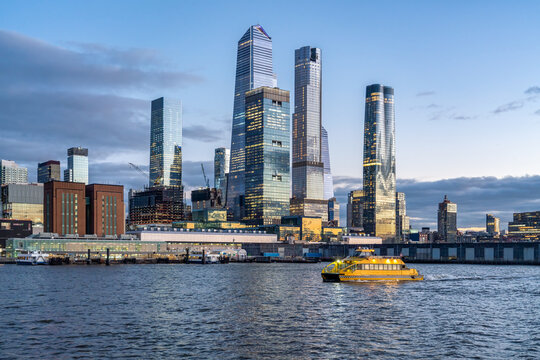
<box><xmin>16</xmin><ymin>251</ymin><xmax>50</xmax><ymax>265</ymax></box>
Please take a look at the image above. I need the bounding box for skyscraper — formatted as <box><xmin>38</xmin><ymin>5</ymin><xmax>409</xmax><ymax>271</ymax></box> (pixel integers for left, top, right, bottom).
<box><xmin>362</xmin><ymin>84</ymin><xmax>396</xmax><ymax>242</ymax></box>
<box><xmin>290</xmin><ymin>46</ymin><xmax>327</xmax><ymax>221</ymax></box>
<box><xmin>244</xmin><ymin>87</ymin><xmax>290</xmax><ymax>225</ymax></box>
<box><xmin>64</xmin><ymin>147</ymin><xmax>88</xmax><ymax>185</ymax></box>
<box><xmin>322</xmin><ymin>126</ymin><xmax>334</xmax><ymax>200</ymax></box>
<box><xmin>396</xmin><ymin>192</ymin><xmax>410</xmax><ymax>242</ymax></box>
<box><xmin>149</xmin><ymin>97</ymin><xmax>182</xmax><ymax>187</ymax></box>
<box><xmin>227</xmin><ymin>25</ymin><xmax>276</xmax><ymax>220</ymax></box>
<box><xmin>486</xmin><ymin>213</ymin><xmax>500</xmax><ymax>236</ymax></box>
<box><xmin>438</xmin><ymin>195</ymin><xmax>457</xmax><ymax>242</ymax></box>
<box><xmin>38</xmin><ymin>160</ymin><xmax>61</xmax><ymax>183</ymax></box>
<box><xmin>0</xmin><ymin>160</ymin><xmax>28</xmax><ymax>185</ymax></box>
<box><xmin>214</xmin><ymin>147</ymin><xmax>230</xmax><ymax>194</ymax></box>
<box><xmin>346</xmin><ymin>189</ymin><xmax>364</xmax><ymax>229</ymax></box>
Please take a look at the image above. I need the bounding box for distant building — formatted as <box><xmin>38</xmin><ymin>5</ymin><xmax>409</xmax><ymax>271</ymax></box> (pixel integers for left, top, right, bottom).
<box><xmin>244</xmin><ymin>87</ymin><xmax>290</xmax><ymax>225</ymax></box>
<box><xmin>346</xmin><ymin>190</ymin><xmax>363</xmax><ymax>229</ymax></box>
<box><xmin>38</xmin><ymin>160</ymin><xmax>61</xmax><ymax>183</ymax></box>
<box><xmin>396</xmin><ymin>192</ymin><xmax>410</xmax><ymax>242</ymax></box>
<box><xmin>438</xmin><ymin>195</ymin><xmax>457</xmax><ymax>242</ymax></box>
<box><xmin>227</xmin><ymin>25</ymin><xmax>276</xmax><ymax>220</ymax></box>
<box><xmin>149</xmin><ymin>97</ymin><xmax>182</xmax><ymax>188</ymax></box>
<box><xmin>282</xmin><ymin>215</ymin><xmax>322</xmax><ymax>242</ymax></box>
<box><xmin>64</xmin><ymin>147</ymin><xmax>88</xmax><ymax>185</ymax></box>
<box><xmin>363</xmin><ymin>84</ymin><xmax>396</xmax><ymax>242</ymax></box>
<box><xmin>1</xmin><ymin>160</ymin><xmax>28</xmax><ymax>185</ymax></box>
<box><xmin>44</xmin><ymin>181</ymin><xmax>86</xmax><ymax>236</ymax></box>
<box><xmin>322</xmin><ymin>126</ymin><xmax>334</xmax><ymax>200</ymax></box>
<box><xmin>1</xmin><ymin>183</ymin><xmax>43</xmax><ymax>225</ymax></box>
<box><xmin>214</xmin><ymin>147</ymin><xmax>230</xmax><ymax>195</ymax></box>
<box><xmin>290</xmin><ymin>46</ymin><xmax>326</xmax><ymax>221</ymax></box>
<box><xmin>191</xmin><ymin>188</ymin><xmax>225</xmax><ymax>222</ymax></box>
<box><xmin>486</xmin><ymin>214</ymin><xmax>500</xmax><ymax>236</ymax></box>
<box><xmin>508</xmin><ymin>211</ymin><xmax>540</xmax><ymax>240</ymax></box>
<box><xmin>0</xmin><ymin>219</ymin><xmax>32</xmax><ymax>249</ymax></box>
<box><xmin>129</xmin><ymin>186</ymin><xmax>184</xmax><ymax>226</ymax></box>
<box><xmin>327</xmin><ymin>197</ymin><xmax>340</xmax><ymax>227</ymax></box>
<box><xmin>85</xmin><ymin>184</ymin><xmax>125</xmax><ymax>237</ymax></box>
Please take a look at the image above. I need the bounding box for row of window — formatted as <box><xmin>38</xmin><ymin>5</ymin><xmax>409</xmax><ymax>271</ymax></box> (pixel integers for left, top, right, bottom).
<box><xmin>349</xmin><ymin>263</ymin><xmax>405</xmax><ymax>271</ymax></box>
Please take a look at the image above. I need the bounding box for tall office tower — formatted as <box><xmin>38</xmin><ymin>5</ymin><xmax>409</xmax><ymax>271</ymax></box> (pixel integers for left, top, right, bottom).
<box><xmin>438</xmin><ymin>195</ymin><xmax>457</xmax><ymax>242</ymax></box>
<box><xmin>38</xmin><ymin>160</ymin><xmax>61</xmax><ymax>183</ymax></box>
<box><xmin>327</xmin><ymin>197</ymin><xmax>340</xmax><ymax>227</ymax></box>
<box><xmin>0</xmin><ymin>160</ymin><xmax>28</xmax><ymax>185</ymax></box>
<box><xmin>395</xmin><ymin>192</ymin><xmax>410</xmax><ymax>242</ymax></box>
<box><xmin>362</xmin><ymin>84</ymin><xmax>396</xmax><ymax>242</ymax></box>
<box><xmin>64</xmin><ymin>147</ymin><xmax>89</xmax><ymax>185</ymax></box>
<box><xmin>322</xmin><ymin>126</ymin><xmax>334</xmax><ymax>200</ymax></box>
<box><xmin>346</xmin><ymin>189</ymin><xmax>364</xmax><ymax>229</ymax></box>
<box><xmin>244</xmin><ymin>87</ymin><xmax>290</xmax><ymax>225</ymax></box>
<box><xmin>149</xmin><ymin>97</ymin><xmax>182</xmax><ymax>188</ymax></box>
<box><xmin>227</xmin><ymin>25</ymin><xmax>276</xmax><ymax>220</ymax></box>
<box><xmin>290</xmin><ymin>46</ymin><xmax>327</xmax><ymax>221</ymax></box>
<box><xmin>214</xmin><ymin>147</ymin><xmax>230</xmax><ymax>194</ymax></box>
<box><xmin>486</xmin><ymin>213</ymin><xmax>500</xmax><ymax>236</ymax></box>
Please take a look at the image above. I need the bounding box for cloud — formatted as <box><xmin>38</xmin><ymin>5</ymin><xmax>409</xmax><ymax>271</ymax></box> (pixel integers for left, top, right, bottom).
<box><xmin>493</xmin><ymin>101</ymin><xmax>524</xmax><ymax>114</ymax></box>
<box><xmin>525</xmin><ymin>86</ymin><xmax>540</xmax><ymax>95</ymax></box>
<box><xmin>417</xmin><ymin>91</ymin><xmax>435</xmax><ymax>96</ymax></box>
<box><xmin>535</xmin><ymin>109</ymin><xmax>540</xmax><ymax>116</ymax></box>
<box><xmin>0</xmin><ymin>29</ymin><xmax>205</xmax><ymax>186</ymax></box>
<box><xmin>184</xmin><ymin>125</ymin><xmax>225</xmax><ymax>143</ymax></box>
<box><xmin>333</xmin><ymin>175</ymin><xmax>540</xmax><ymax>230</ymax></box>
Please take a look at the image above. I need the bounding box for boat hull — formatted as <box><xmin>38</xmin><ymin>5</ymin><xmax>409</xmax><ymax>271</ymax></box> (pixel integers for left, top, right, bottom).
<box><xmin>322</xmin><ymin>273</ymin><xmax>424</xmax><ymax>282</ymax></box>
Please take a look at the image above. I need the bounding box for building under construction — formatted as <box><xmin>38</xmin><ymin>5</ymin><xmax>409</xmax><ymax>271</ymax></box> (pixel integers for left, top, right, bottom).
<box><xmin>128</xmin><ymin>186</ymin><xmax>184</xmax><ymax>226</ymax></box>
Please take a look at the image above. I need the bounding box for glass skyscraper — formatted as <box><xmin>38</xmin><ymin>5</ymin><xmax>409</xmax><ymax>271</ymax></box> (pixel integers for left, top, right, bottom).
<box><xmin>149</xmin><ymin>97</ymin><xmax>182</xmax><ymax>188</ymax></box>
<box><xmin>321</xmin><ymin>126</ymin><xmax>334</xmax><ymax>200</ymax></box>
<box><xmin>64</xmin><ymin>147</ymin><xmax>88</xmax><ymax>185</ymax></box>
<box><xmin>214</xmin><ymin>147</ymin><xmax>230</xmax><ymax>193</ymax></box>
<box><xmin>363</xmin><ymin>84</ymin><xmax>396</xmax><ymax>242</ymax></box>
<box><xmin>227</xmin><ymin>25</ymin><xmax>276</xmax><ymax>220</ymax></box>
<box><xmin>290</xmin><ymin>46</ymin><xmax>327</xmax><ymax>221</ymax></box>
<box><xmin>244</xmin><ymin>87</ymin><xmax>290</xmax><ymax>225</ymax></box>
<box><xmin>396</xmin><ymin>192</ymin><xmax>410</xmax><ymax>242</ymax></box>
<box><xmin>38</xmin><ymin>160</ymin><xmax>61</xmax><ymax>183</ymax></box>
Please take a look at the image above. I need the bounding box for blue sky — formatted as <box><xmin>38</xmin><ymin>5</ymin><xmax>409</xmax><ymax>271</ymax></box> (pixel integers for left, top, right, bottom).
<box><xmin>1</xmin><ymin>0</ymin><xmax>540</xmax><ymax>229</ymax></box>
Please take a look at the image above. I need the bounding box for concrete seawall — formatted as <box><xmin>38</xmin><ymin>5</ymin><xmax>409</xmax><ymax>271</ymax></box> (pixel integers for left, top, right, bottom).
<box><xmin>242</xmin><ymin>242</ymin><xmax>540</xmax><ymax>265</ymax></box>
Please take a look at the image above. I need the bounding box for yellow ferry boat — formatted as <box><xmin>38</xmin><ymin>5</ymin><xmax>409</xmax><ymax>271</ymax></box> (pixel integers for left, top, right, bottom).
<box><xmin>321</xmin><ymin>248</ymin><xmax>423</xmax><ymax>282</ymax></box>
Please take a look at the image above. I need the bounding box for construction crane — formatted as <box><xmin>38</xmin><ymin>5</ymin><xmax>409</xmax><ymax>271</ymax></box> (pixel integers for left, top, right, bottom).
<box><xmin>201</xmin><ymin>163</ymin><xmax>210</xmax><ymax>188</ymax></box>
<box><xmin>128</xmin><ymin>163</ymin><xmax>149</xmax><ymax>180</ymax></box>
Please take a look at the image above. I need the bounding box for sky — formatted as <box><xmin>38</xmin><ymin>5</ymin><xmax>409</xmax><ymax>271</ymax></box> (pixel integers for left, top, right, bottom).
<box><xmin>1</xmin><ymin>0</ymin><xmax>540</xmax><ymax>230</ymax></box>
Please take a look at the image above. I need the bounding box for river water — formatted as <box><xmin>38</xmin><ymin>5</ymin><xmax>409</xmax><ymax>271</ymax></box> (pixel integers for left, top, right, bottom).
<box><xmin>1</xmin><ymin>263</ymin><xmax>539</xmax><ymax>359</ymax></box>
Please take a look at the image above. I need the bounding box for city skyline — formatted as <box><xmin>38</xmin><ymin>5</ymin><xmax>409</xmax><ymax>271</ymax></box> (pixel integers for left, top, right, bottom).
<box><xmin>2</xmin><ymin>1</ymin><xmax>540</xmax><ymax>229</ymax></box>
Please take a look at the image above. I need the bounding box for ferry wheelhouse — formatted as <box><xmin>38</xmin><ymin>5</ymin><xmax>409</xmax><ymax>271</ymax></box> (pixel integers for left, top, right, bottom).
<box><xmin>321</xmin><ymin>248</ymin><xmax>423</xmax><ymax>282</ymax></box>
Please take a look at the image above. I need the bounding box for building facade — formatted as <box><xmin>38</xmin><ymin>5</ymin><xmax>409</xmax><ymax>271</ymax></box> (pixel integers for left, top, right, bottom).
<box><xmin>508</xmin><ymin>211</ymin><xmax>540</xmax><ymax>240</ymax></box>
<box><xmin>38</xmin><ymin>160</ymin><xmax>61</xmax><ymax>183</ymax></box>
<box><xmin>290</xmin><ymin>46</ymin><xmax>326</xmax><ymax>221</ymax></box>
<box><xmin>1</xmin><ymin>160</ymin><xmax>28</xmax><ymax>185</ymax></box>
<box><xmin>486</xmin><ymin>214</ymin><xmax>500</xmax><ymax>236</ymax></box>
<box><xmin>327</xmin><ymin>197</ymin><xmax>340</xmax><ymax>227</ymax></box>
<box><xmin>227</xmin><ymin>25</ymin><xmax>277</xmax><ymax>220</ymax></box>
<box><xmin>362</xmin><ymin>84</ymin><xmax>396</xmax><ymax>242</ymax></box>
<box><xmin>214</xmin><ymin>147</ymin><xmax>230</xmax><ymax>194</ymax></box>
<box><xmin>44</xmin><ymin>181</ymin><xmax>86</xmax><ymax>236</ymax></box>
<box><xmin>1</xmin><ymin>183</ymin><xmax>44</xmax><ymax>225</ymax></box>
<box><xmin>129</xmin><ymin>186</ymin><xmax>184</xmax><ymax>226</ymax></box>
<box><xmin>346</xmin><ymin>189</ymin><xmax>364</xmax><ymax>229</ymax></box>
<box><xmin>322</xmin><ymin>126</ymin><xmax>334</xmax><ymax>200</ymax></box>
<box><xmin>64</xmin><ymin>147</ymin><xmax>88</xmax><ymax>185</ymax></box>
<box><xmin>149</xmin><ymin>97</ymin><xmax>182</xmax><ymax>188</ymax></box>
<box><xmin>86</xmin><ymin>184</ymin><xmax>125</xmax><ymax>237</ymax></box>
<box><xmin>244</xmin><ymin>87</ymin><xmax>290</xmax><ymax>225</ymax></box>
<box><xmin>396</xmin><ymin>192</ymin><xmax>410</xmax><ymax>242</ymax></box>
<box><xmin>438</xmin><ymin>195</ymin><xmax>457</xmax><ymax>242</ymax></box>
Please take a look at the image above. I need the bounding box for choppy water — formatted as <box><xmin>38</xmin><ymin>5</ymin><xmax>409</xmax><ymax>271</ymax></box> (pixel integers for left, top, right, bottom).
<box><xmin>1</xmin><ymin>263</ymin><xmax>539</xmax><ymax>359</ymax></box>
